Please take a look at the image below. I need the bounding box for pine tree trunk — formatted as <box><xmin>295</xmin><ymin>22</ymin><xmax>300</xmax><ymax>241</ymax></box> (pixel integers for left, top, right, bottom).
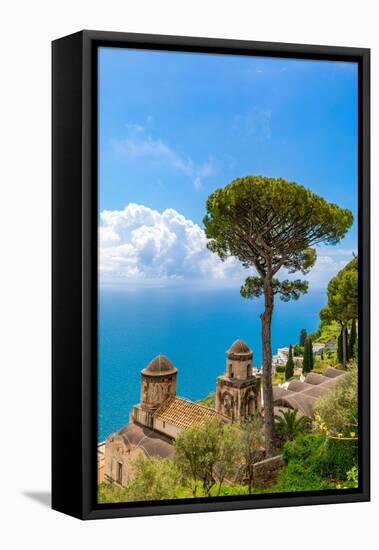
<box><xmin>261</xmin><ymin>278</ymin><xmax>275</xmax><ymax>457</ymax></box>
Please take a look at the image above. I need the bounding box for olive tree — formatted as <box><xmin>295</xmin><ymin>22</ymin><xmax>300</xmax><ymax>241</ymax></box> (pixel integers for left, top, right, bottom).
<box><xmin>204</xmin><ymin>176</ymin><xmax>353</xmax><ymax>455</ymax></box>
<box><xmin>127</xmin><ymin>456</ymin><xmax>181</xmax><ymax>501</ymax></box>
<box><xmin>174</xmin><ymin>420</ymin><xmax>222</xmax><ymax>497</ymax></box>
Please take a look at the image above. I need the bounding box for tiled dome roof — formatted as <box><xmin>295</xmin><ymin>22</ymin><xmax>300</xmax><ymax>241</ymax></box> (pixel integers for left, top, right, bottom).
<box><xmin>141</xmin><ymin>354</ymin><xmax>177</xmax><ymax>376</ymax></box>
<box><xmin>227</xmin><ymin>339</ymin><xmax>251</xmax><ymax>355</ymax></box>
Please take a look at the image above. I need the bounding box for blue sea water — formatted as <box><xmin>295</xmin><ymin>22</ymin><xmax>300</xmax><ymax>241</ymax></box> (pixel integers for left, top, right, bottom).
<box><xmin>98</xmin><ymin>287</ymin><xmax>327</xmax><ymax>442</ymax></box>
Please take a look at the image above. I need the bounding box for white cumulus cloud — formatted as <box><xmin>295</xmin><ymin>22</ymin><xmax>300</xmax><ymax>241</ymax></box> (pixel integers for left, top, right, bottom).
<box><xmin>99</xmin><ymin>203</ymin><xmax>356</xmax><ymax>290</ymax></box>
<box><xmin>99</xmin><ymin>203</ymin><xmax>241</xmax><ymax>286</ymax></box>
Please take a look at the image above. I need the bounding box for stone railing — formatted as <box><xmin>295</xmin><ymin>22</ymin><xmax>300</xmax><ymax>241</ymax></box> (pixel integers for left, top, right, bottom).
<box><xmin>252</xmin><ymin>455</ymin><xmax>284</xmax><ymax>489</ymax></box>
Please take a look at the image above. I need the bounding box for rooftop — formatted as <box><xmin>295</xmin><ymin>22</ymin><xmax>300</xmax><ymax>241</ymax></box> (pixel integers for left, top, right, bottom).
<box><xmin>153</xmin><ymin>396</ymin><xmax>227</xmax><ymax>429</ymax></box>
<box><xmin>117</xmin><ymin>422</ymin><xmax>175</xmax><ymax>459</ymax></box>
<box><xmin>273</xmin><ymin>367</ymin><xmax>346</xmax><ymax>418</ymax></box>
<box><xmin>227</xmin><ymin>339</ymin><xmax>252</xmax><ymax>356</ymax></box>
<box><xmin>141</xmin><ymin>354</ymin><xmax>178</xmax><ymax>377</ymax></box>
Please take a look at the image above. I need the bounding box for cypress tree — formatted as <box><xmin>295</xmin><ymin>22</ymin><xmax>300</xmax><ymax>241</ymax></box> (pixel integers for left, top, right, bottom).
<box><xmin>308</xmin><ymin>336</ymin><xmax>314</xmax><ymax>371</ymax></box>
<box><xmin>299</xmin><ymin>328</ymin><xmax>307</xmax><ymax>347</ymax></box>
<box><xmin>348</xmin><ymin>319</ymin><xmax>357</xmax><ymax>360</ymax></box>
<box><xmin>302</xmin><ymin>338</ymin><xmax>310</xmax><ymax>374</ymax></box>
<box><xmin>285</xmin><ymin>345</ymin><xmax>295</xmax><ymax>380</ymax></box>
<box><xmin>337</xmin><ymin>330</ymin><xmax>343</xmax><ymax>364</ymax></box>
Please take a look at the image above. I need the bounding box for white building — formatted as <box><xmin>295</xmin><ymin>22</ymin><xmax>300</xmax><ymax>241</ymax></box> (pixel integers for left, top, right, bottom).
<box><xmin>312</xmin><ymin>342</ymin><xmax>325</xmax><ymax>354</ymax></box>
<box><xmin>272</xmin><ymin>347</ymin><xmax>290</xmax><ymax>366</ymax></box>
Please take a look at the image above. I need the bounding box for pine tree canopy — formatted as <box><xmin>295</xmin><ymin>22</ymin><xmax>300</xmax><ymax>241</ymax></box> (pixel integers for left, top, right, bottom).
<box><xmin>204</xmin><ymin>176</ymin><xmax>353</xmax><ymax>280</ymax></box>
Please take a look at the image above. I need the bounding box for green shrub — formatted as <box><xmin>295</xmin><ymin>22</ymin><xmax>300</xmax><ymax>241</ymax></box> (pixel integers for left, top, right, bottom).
<box><xmin>281</xmin><ymin>433</ymin><xmax>326</xmax><ymax>465</ymax></box>
<box><xmin>275</xmin><ymin>461</ymin><xmax>335</xmax><ymax>492</ymax></box>
<box><xmin>97</xmin><ymin>482</ymin><xmax>129</xmax><ymax>503</ymax></box>
<box><xmin>345</xmin><ymin>466</ymin><xmax>359</xmax><ymax>488</ymax></box>
<box><xmin>319</xmin><ymin>438</ymin><xmax>358</xmax><ymax>481</ymax></box>
<box><xmin>275</xmin><ymin>432</ymin><xmax>358</xmax><ymax>492</ymax></box>
<box><xmin>274</xmin><ymin>434</ymin><xmax>329</xmax><ymax>492</ymax></box>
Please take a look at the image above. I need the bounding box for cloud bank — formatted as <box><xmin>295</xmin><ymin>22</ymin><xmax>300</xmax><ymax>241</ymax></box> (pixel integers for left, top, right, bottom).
<box><xmin>99</xmin><ymin>203</ymin><xmax>356</xmax><ymax>289</ymax></box>
<box><xmin>99</xmin><ymin>203</ymin><xmax>241</xmax><ymax>286</ymax></box>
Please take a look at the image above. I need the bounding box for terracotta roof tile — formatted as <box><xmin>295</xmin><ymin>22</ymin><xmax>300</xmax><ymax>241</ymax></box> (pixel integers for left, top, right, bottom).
<box><xmin>153</xmin><ymin>397</ymin><xmax>227</xmax><ymax>429</ymax></box>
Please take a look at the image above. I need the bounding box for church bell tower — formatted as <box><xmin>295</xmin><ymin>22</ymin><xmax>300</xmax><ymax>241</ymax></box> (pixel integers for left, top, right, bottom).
<box><xmin>215</xmin><ymin>339</ymin><xmax>260</xmax><ymax>422</ymax></box>
<box><xmin>132</xmin><ymin>354</ymin><xmax>177</xmax><ymax>429</ymax></box>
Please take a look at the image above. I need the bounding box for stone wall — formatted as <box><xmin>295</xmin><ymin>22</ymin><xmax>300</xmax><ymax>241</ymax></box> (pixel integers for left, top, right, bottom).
<box><xmin>252</xmin><ymin>455</ymin><xmax>284</xmax><ymax>489</ymax></box>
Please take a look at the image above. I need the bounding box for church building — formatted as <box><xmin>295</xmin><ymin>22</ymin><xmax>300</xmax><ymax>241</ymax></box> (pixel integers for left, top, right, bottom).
<box><xmin>104</xmin><ymin>339</ymin><xmax>261</xmax><ymax>487</ymax></box>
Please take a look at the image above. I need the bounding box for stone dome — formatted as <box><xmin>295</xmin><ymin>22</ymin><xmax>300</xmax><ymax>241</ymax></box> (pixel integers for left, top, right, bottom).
<box><xmin>227</xmin><ymin>339</ymin><xmax>252</xmax><ymax>357</ymax></box>
<box><xmin>141</xmin><ymin>354</ymin><xmax>178</xmax><ymax>376</ymax></box>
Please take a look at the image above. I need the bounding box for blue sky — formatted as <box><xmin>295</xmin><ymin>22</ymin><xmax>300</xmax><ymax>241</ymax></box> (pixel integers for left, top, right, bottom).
<box><xmin>98</xmin><ymin>47</ymin><xmax>358</xmax><ymax>289</ymax></box>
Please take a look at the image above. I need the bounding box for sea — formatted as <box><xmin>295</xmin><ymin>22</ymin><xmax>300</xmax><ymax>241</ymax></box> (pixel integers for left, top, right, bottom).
<box><xmin>98</xmin><ymin>286</ymin><xmax>327</xmax><ymax>442</ymax></box>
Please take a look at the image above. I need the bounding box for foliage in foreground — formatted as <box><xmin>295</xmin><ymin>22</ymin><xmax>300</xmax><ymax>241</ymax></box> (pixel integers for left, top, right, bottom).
<box><xmin>174</xmin><ymin>417</ymin><xmax>263</xmax><ymax>497</ymax></box>
<box><xmin>98</xmin><ymin>478</ymin><xmax>250</xmax><ymax>504</ymax></box>
<box><xmin>273</xmin><ymin>432</ymin><xmax>358</xmax><ymax>493</ymax></box>
<box><xmin>98</xmin><ymin>458</ymin><xmax>181</xmax><ymax>503</ymax></box>
<box><xmin>313</xmin><ymin>365</ymin><xmax>358</xmax><ymax>438</ymax></box>
<box><xmin>275</xmin><ymin>409</ymin><xmax>311</xmax><ymax>446</ymax></box>
<box><xmin>98</xmin><ymin>483</ymin><xmax>129</xmax><ymax>504</ymax></box>
<box><xmin>127</xmin><ymin>457</ymin><xmax>181</xmax><ymax>501</ymax></box>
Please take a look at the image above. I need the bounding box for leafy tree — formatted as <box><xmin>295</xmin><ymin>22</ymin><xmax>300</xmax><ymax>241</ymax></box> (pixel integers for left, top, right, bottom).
<box><xmin>204</xmin><ymin>176</ymin><xmax>352</xmax><ymax>455</ymax></box>
<box><xmin>285</xmin><ymin>345</ymin><xmax>295</xmax><ymax>380</ymax></box>
<box><xmin>299</xmin><ymin>328</ymin><xmax>307</xmax><ymax>347</ymax></box>
<box><xmin>239</xmin><ymin>415</ymin><xmax>264</xmax><ymax>494</ymax></box>
<box><xmin>348</xmin><ymin>319</ymin><xmax>357</xmax><ymax>360</ymax></box>
<box><xmin>320</xmin><ymin>257</ymin><xmax>358</xmax><ymax>366</ymax></box>
<box><xmin>127</xmin><ymin>456</ymin><xmax>181</xmax><ymax>501</ymax></box>
<box><xmin>174</xmin><ymin>420</ymin><xmax>222</xmax><ymax>497</ymax></box>
<box><xmin>275</xmin><ymin>409</ymin><xmax>311</xmax><ymax>444</ymax></box>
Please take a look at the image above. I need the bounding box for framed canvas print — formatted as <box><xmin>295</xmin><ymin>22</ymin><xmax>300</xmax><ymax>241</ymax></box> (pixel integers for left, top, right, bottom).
<box><xmin>52</xmin><ymin>30</ymin><xmax>370</xmax><ymax>520</ymax></box>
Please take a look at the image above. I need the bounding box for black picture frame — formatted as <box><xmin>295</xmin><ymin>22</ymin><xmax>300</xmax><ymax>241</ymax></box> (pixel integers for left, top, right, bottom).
<box><xmin>52</xmin><ymin>30</ymin><xmax>370</xmax><ymax>520</ymax></box>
